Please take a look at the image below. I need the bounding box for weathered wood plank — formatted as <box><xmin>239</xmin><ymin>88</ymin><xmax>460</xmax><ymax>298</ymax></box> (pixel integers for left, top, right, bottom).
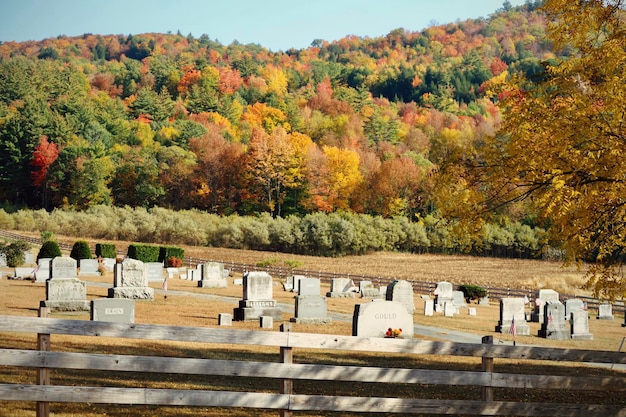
<box><xmin>0</xmin><ymin>349</ymin><xmax>624</xmax><ymax>391</ymax></box>
<box><xmin>0</xmin><ymin>315</ymin><xmax>625</xmax><ymax>364</ymax></box>
<box><xmin>0</xmin><ymin>384</ymin><xmax>624</xmax><ymax>417</ymax></box>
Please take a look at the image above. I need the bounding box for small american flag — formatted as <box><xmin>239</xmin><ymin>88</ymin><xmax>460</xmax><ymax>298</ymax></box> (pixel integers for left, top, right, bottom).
<box><xmin>509</xmin><ymin>316</ymin><xmax>517</xmax><ymax>338</ymax></box>
<box><xmin>162</xmin><ymin>279</ymin><xmax>168</xmax><ymax>292</ymax></box>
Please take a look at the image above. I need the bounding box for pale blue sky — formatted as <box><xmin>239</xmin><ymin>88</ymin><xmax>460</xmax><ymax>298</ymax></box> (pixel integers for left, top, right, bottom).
<box><xmin>0</xmin><ymin>0</ymin><xmax>528</xmax><ymax>51</ymax></box>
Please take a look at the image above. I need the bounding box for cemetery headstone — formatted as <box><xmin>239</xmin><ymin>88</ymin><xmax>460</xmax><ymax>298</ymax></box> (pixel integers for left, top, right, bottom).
<box><xmin>291</xmin><ymin>278</ymin><xmax>330</xmax><ymax>324</ymax></box>
<box><xmin>565</xmin><ymin>298</ymin><xmax>584</xmax><ymax>319</ymax></box>
<box><xmin>283</xmin><ymin>275</ymin><xmax>294</xmax><ymax>291</ymax></box>
<box><xmin>145</xmin><ymin>262</ymin><xmax>164</xmax><ymax>282</ymax></box>
<box><xmin>78</xmin><ymin>259</ymin><xmax>100</xmax><ymax>276</ymax></box>
<box><xmin>34</xmin><ymin>258</ymin><xmax>51</xmax><ymax>282</ymax></box>
<box><xmin>433</xmin><ymin>281</ymin><xmax>454</xmax><ymax>313</ymax></box>
<box><xmin>260</xmin><ymin>316</ymin><xmax>274</xmax><ymax>328</ymax></box>
<box><xmin>444</xmin><ymin>301</ymin><xmax>456</xmax><ymax>317</ymax></box>
<box><xmin>385</xmin><ymin>280</ymin><xmax>415</xmax><ymax>314</ymax></box>
<box><xmin>424</xmin><ymin>299</ymin><xmax>434</xmax><ymax>316</ymax></box>
<box><xmin>219</xmin><ymin>313</ymin><xmax>233</xmax><ymax>326</ymax></box>
<box><xmin>108</xmin><ymin>258</ymin><xmax>154</xmax><ymax>300</ymax></box>
<box><xmin>0</xmin><ymin>253</ymin><xmax>6</xmax><ymax>267</ymax></box>
<box><xmin>597</xmin><ymin>303</ymin><xmax>614</xmax><ymax>320</ymax></box>
<box><xmin>531</xmin><ymin>289</ymin><xmax>559</xmax><ymax>323</ymax></box>
<box><xmin>352</xmin><ymin>300</ymin><xmax>414</xmax><ymax>338</ymax></box>
<box><xmin>198</xmin><ymin>262</ymin><xmax>227</xmax><ymax>288</ymax></box>
<box><xmin>360</xmin><ymin>280</ymin><xmax>381</xmax><ymax>298</ymax></box>
<box><xmin>41</xmin><ymin>257</ymin><xmax>90</xmax><ymax>311</ymax></box>
<box><xmin>233</xmin><ymin>271</ymin><xmax>282</xmax><ymax>321</ymax></box>
<box><xmin>91</xmin><ymin>299</ymin><xmax>135</xmax><ymax>323</ymax></box>
<box><xmin>468</xmin><ymin>307</ymin><xmax>477</xmax><ymax>316</ymax></box>
<box><xmin>452</xmin><ymin>291</ymin><xmax>467</xmax><ymax>308</ymax></box>
<box><xmin>166</xmin><ymin>267</ymin><xmax>180</xmax><ymax>279</ymax></box>
<box><xmin>570</xmin><ymin>309</ymin><xmax>593</xmax><ymax>340</ymax></box>
<box><xmin>326</xmin><ymin>277</ymin><xmax>358</xmax><ymax>297</ymax></box>
<box><xmin>102</xmin><ymin>258</ymin><xmax>116</xmax><ymax>271</ymax></box>
<box><xmin>538</xmin><ymin>301</ymin><xmax>570</xmax><ymax>340</ymax></box>
<box><xmin>24</xmin><ymin>252</ymin><xmax>35</xmax><ymax>264</ymax></box>
<box><xmin>496</xmin><ymin>297</ymin><xmax>530</xmax><ymax>335</ymax></box>
<box><xmin>13</xmin><ymin>267</ymin><xmax>34</xmax><ymax>279</ymax></box>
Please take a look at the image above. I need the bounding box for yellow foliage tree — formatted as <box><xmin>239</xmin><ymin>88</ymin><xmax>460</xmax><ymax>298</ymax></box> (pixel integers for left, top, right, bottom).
<box><xmin>475</xmin><ymin>0</ymin><xmax>626</xmax><ymax>300</ymax></box>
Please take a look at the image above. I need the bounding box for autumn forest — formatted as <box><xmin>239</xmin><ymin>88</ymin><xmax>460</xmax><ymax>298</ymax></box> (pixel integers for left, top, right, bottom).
<box><xmin>0</xmin><ymin>1</ymin><xmax>587</xmax><ymax>261</ymax></box>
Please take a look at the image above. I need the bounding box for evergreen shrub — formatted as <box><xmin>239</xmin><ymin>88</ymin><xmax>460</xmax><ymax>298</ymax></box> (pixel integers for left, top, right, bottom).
<box><xmin>95</xmin><ymin>243</ymin><xmax>117</xmax><ymax>259</ymax></box>
<box><xmin>70</xmin><ymin>240</ymin><xmax>92</xmax><ymax>261</ymax></box>
<box><xmin>459</xmin><ymin>284</ymin><xmax>488</xmax><ymax>303</ymax></box>
<box><xmin>37</xmin><ymin>241</ymin><xmax>62</xmax><ymax>261</ymax></box>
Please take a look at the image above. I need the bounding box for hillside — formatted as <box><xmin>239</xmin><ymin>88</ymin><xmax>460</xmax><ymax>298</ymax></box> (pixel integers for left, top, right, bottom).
<box><xmin>0</xmin><ymin>3</ymin><xmax>552</xmax><ymax>221</ymax></box>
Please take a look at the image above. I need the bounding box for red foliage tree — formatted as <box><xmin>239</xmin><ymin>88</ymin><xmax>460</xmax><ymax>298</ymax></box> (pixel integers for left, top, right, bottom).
<box><xmin>30</xmin><ymin>136</ymin><xmax>59</xmax><ymax>187</ymax></box>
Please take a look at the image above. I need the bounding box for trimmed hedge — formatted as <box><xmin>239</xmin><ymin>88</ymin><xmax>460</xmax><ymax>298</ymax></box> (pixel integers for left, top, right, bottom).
<box><xmin>159</xmin><ymin>246</ymin><xmax>184</xmax><ymax>264</ymax></box>
<box><xmin>70</xmin><ymin>240</ymin><xmax>92</xmax><ymax>261</ymax></box>
<box><xmin>127</xmin><ymin>244</ymin><xmax>160</xmax><ymax>263</ymax></box>
<box><xmin>95</xmin><ymin>243</ymin><xmax>117</xmax><ymax>259</ymax></box>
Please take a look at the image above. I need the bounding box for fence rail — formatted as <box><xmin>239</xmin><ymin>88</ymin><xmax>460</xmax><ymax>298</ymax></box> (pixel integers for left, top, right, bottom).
<box><xmin>0</xmin><ymin>314</ymin><xmax>625</xmax><ymax>416</ymax></box>
<box><xmin>0</xmin><ymin>230</ymin><xmax>623</xmax><ymax>314</ymax></box>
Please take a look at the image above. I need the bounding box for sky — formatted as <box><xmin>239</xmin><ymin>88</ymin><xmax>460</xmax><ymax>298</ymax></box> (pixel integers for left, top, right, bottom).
<box><xmin>0</xmin><ymin>0</ymin><xmax>528</xmax><ymax>52</ymax></box>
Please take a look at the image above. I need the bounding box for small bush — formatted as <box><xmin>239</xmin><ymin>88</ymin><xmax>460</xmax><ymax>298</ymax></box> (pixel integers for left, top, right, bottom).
<box><xmin>167</xmin><ymin>256</ymin><xmax>183</xmax><ymax>267</ymax></box>
<box><xmin>1</xmin><ymin>240</ymin><xmax>31</xmax><ymax>267</ymax></box>
<box><xmin>37</xmin><ymin>241</ymin><xmax>62</xmax><ymax>261</ymax></box>
<box><xmin>70</xmin><ymin>240</ymin><xmax>92</xmax><ymax>261</ymax></box>
<box><xmin>459</xmin><ymin>284</ymin><xmax>488</xmax><ymax>303</ymax></box>
<box><xmin>95</xmin><ymin>243</ymin><xmax>117</xmax><ymax>259</ymax></box>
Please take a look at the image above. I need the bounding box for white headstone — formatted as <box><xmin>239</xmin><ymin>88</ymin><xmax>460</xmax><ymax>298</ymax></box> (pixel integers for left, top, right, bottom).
<box><xmin>109</xmin><ymin>259</ymin><xmax>154</xmax><ymax>300</ymax></box>
<box><xmin>198</xmin><ymin>262</ymin><xmax>227</xmax><ymax>288</ymax></box>
<box><xmin>78</xmin><ymin>259</ymin><xmax>99</xmax><ymax>276</ymax></box>
<box><xmin>597</xmin><ymin>303</ymin><xmax>614</xmax><ymax>320</ymax></box>
<box><xmin>352</xmin><ymin>300</ymin><xmax>414</xmax><ymax>338</ymax></box>
<box><xmin>496</xmin><ymin>297</ymin><xmax>530</xmax><ymax>335</ymax></box>
<box><xmin>386</xmin><ymin>280</ymin><xmax>415</xmax><ymax>314</ymax></box>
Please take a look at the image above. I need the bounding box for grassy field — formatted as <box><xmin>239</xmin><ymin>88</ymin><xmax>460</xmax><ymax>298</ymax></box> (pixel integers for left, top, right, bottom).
<box><xmin>0</xmin><ymin>236</ymin><xmax>625</xmax><ymax>416</ymax></box>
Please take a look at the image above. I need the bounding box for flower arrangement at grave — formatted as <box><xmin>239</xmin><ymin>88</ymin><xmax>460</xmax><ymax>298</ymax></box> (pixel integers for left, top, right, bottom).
<box><xmin>385</xmin><ymin>328</ymin><xmax>402</xmax><ymax>338</ymax></box>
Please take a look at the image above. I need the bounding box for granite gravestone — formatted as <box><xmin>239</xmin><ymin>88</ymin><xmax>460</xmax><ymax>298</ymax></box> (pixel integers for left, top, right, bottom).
<box><xmin>531</xmin><ymin>289</ymin><xmax>559</xmax><ymax>323</ymax></box>
<box><xmin>42</xmin><ymin>257</ymin><xmax>90</xmax><ymax>311</ymax></box>
<box><xmin>424</xmin><ymin>299</ymin><xmax>434</xmax><ymax>316</ymax></box>
<box><xmin>434</xmin><ymin>281</ymin><xmax>454</xmax><ymax>313</ymax></box>
<box><xmin>291</xmin><ymin>277</ymin><xmax>330</xmax><ymax>324</ymax></box>
<box><xmin>326</xmin><ymin>277</ymin><xmax>358</xmax><ymax>297</ymax></box>
<box><xmin>565</xmin><ymin>298</ymin><xmax>584</xmax><ymax>320</ymax></box>
<box><xmin>352</xmin><ymin>300</ymin><xmax>414</xmax><ymax>338</ymax></box>
<box><xmin>570</xmin><ymin>309</ymin><xmax>593</xmax><ymax>340</ymax></box>
<box><xmin>597</xmin><ymin>303</ymin><xmax>614</xmax><ymax>320</ymax></box>
<box><xmin>538</xmin><ymin>301</ymin><xmax>570</xmax><ymax>340</ymax></box>
<box><xmin>145</xmin><ymin>262</ymin><xmax>164</xmax><ymax>282</ymax></box>
<box><xmin>233</xmin><ymin>271</ymin><xmax>282</xmax><ymax>321</ymax></box>
<box><xmin>34</xmin><ymin>258</ymin><xmax>51</xmax><ymax>282</ymax></box>
<box><xmin>386</xmin><ymin>280</ymin><xmax>415</xmax><ymax>314</ymax></box>
<box><xmin>496</xmin><ymin>297</ymin><xmax>530</xmax><ymax>335</ymax></box>
<box><xmin>78</xmin><ymin>259</ymin><xmax>100</xmax><ymax>276</ymax></box>
<box><xmin>198</xmin><ymin>262</ymin><xmax>228</xmax><ymax>288</ymax></box>
<box><xmin>108</xmin><ymin>258</ymin><xmax>154</xmax><ymax>300</ymax></box>
<box><xmin>91</xmin><ymin>298</ymin><xmax>135</xmax><ymax>323</ymax></box>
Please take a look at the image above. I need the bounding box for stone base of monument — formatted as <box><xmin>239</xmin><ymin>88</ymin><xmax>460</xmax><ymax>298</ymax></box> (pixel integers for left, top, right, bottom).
<box><xmin>233</xmin><ymin>300</ymin><xmax>282</xmax><ymax>321</ymax></box>
<box><xmin>44</xmin><ymin>278</ymin><xmax>90</xmax><ymax>311</ymax></box>
<box><xmin>108</xmin><ymin>287</ymin><xmax>155</xmax><ymax>300</ymax></box>
<box><xmin>198</xmin><ymin>279</ymin><xmax>227</xmax><ymax>288</ymax></box>
<box><xmin>538</xmin><ymin>328</ymin><xmax>571</xmax><ymax>340</ymax></box>
<box><xmin>326</xmin><ymin>291</ymin><xmax>356</xmax><ymax>298</ymax></box>
<box><xmin>40</xmin><ymin>299</ymin><xmax>90</xmax><ymax>311</ymax></box>
<box><xmin>571</xmin><ymin>332</ymin><xmax>593</xmax><ymax>340</ymax></box>
<box><xmin>290</xmin><ymin>317</ymin><xmax>332</xmax><ymax>324</ymax></box>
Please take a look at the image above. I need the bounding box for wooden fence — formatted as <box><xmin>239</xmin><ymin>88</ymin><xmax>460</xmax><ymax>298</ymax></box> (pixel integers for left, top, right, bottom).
<box><xmin>0</xmin><ymin>313</ymin><xmax>625</xmax><ymax>416</ymax></box>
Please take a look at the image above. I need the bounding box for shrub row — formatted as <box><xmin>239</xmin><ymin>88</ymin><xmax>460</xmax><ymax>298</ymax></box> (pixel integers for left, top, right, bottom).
<box><xmin>0</xmin><ymin>206</ymin><xmax>552</xmax><ymax>259</ymax></box>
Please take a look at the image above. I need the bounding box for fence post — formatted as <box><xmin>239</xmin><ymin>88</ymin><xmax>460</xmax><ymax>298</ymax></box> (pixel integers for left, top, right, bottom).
<box><xmin>280</xmin><ymin>323</ymin><xmax>293</xmax><ymax>417</ymax></box>
<box><xmin>481</xmin><ymin>335</ymin><xmax>494</xmax><ymax>402</ymax></box>
<box><xmin>37</xmin><ymin>306</ymin><xmax>51</xmax><ymax>417</ymax></box>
